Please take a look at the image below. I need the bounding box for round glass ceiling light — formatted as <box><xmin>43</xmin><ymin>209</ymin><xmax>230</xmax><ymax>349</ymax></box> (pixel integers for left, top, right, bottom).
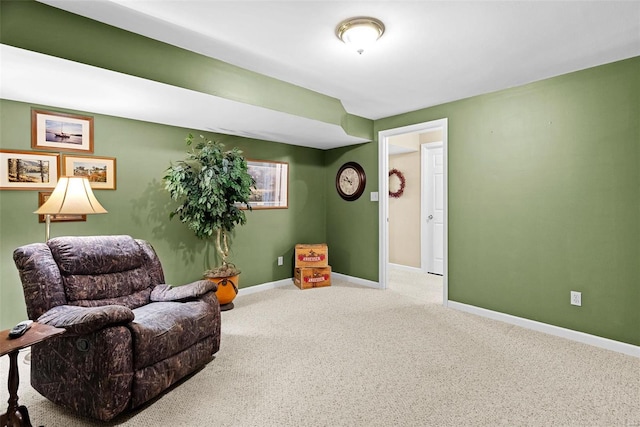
<box><xmin>336</xmin><ymin>17</ymin><xmax>385</xmax><ymax>55</ymax></box>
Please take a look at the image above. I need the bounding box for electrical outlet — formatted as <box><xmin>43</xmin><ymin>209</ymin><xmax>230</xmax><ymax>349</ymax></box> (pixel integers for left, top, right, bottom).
<box><xmin>570</xmin><ymin>291</ymin><xmax>582</xmax><ymax>306</ymax></box>
<box><xmin>277</xmin><ymin>256</ymin><xmax>283</xmax><ymax>266</ymax></box>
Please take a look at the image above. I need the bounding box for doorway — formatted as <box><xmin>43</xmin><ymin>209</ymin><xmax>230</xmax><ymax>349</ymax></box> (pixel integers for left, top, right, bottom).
<box><xmin>378</xmin><ymin>118</ymin><xmax>448</xmax><ymax>306</ymax></box>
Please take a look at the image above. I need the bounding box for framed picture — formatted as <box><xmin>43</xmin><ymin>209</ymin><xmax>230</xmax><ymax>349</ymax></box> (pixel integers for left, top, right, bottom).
<box><xmin>38</xmin><ymin>192</ymin><xmax>86</xmax><ymax>223</ymax></box>
<box><xmin>62</xmin><ymin>155</ymin><xmax>116</xmax><ymax>190</ymax></box>
<box><xmin>0</xmin><ymin>150</ymin><xmax>60</xmax><ymax>190</ymax></box>
<box><xmin>32</xmin><ymin>109</ymin><xmax>94</xmax><ymax>153</ymax></box>
<box><xmin>246</xmin><ymin>159</ymin><xmax>288</xmax><ymax>209</ymax></box>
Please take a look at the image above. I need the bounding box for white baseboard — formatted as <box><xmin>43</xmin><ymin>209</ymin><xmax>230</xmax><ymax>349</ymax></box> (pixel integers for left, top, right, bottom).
<box><xmin>233</xmin><ymin>276</ymin><xmax>638</xmax><ymax>358</ymax></box>
<box><xmin>448</xmin><ymin>301</ymin><xmax>640</xmax><ymax>358</ymax></box>
<box><xmin>331</xmin><ymin>272</ymin><xmax>381</xmax><ymax>289</ymax></box>
<box><xmin>237</xmin><ymin>272</ymin><xmax>381</xmax><ymax>297</ymax></box>
<box><xmin>237</xmin><ymin>278</ymin><xmax>292</xmax><ymax>296</ymax></box>
<box><xmin>388</xmin><ymin>263</ymin><xmax>423</xmax><ymax>273</ymax></box>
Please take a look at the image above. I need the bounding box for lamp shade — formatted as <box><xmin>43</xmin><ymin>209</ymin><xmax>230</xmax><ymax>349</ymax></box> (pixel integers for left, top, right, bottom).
<box><xmin>35</xmin><ymin>176</ymin><xmax>107</xmax><ymax>215</ymax></box>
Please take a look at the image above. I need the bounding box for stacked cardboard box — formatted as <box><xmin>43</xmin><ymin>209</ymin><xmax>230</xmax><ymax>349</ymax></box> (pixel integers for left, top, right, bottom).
<box><xmin>293</xmin><ymin>244</ymin><xmax>331</xmax><ymax>289</ymax></box>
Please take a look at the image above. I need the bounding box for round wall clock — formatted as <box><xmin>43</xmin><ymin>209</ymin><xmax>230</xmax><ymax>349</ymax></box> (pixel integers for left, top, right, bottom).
<box><xmin>336</xmin><ymin>162</ymin><xmax>366</xmax><ymax>201</ymax></box>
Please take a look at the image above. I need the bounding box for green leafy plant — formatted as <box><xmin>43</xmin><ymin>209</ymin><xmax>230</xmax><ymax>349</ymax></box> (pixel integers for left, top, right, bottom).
<box><xmin>164</xmin><ymin>133</ymin><xmax>254</xmax><ymax>277</ymax></box>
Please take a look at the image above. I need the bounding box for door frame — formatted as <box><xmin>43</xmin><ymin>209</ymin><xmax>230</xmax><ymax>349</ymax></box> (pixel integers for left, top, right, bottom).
<box><xmin>378</xmin><ymin>118</ymin><xmax>449</xmax><ymax>306</ymax></box>
<box><xmin>421</xmin><ymin>141</ymin><xmax>444</xmax><ymax>275</ymax></box>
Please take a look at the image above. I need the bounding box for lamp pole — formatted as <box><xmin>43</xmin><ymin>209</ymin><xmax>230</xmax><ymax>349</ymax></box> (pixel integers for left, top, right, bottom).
<box><xmin>44</xmin><ymin>214</ymin><xmax>51</xmax><ymax>241</ymax></box>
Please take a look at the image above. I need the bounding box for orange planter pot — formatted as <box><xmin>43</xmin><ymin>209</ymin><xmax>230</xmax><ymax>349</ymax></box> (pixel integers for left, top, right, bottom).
<box><xmin>208</xmin><ymin>274</ymin><xmax>239</xmax><ymax>311</ymax></box>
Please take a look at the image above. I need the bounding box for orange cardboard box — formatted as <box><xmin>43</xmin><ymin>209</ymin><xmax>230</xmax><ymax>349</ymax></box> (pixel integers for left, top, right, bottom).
<box><xmin>295</xmin><ymin>243</ymin><xmax>328</xmax><ymax>268</ymax></box>
<box><xmin>293</xmin><ymin>266</ymin><xmax>331</xmax><ymax>289</ymax></box>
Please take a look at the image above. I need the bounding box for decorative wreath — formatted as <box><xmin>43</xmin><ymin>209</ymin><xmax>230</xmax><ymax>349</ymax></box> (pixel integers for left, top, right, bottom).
<box><xmin>388</xmin><ymin>169</ymin><xmax>406</xmax><ymax>198</ymax></box>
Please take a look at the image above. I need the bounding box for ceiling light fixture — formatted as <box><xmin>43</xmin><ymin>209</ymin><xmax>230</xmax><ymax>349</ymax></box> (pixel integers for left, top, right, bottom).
<box><xmin>336</xmin><ymin>17</ymin><xmax>385</xmax><ymax>55</ymax></box>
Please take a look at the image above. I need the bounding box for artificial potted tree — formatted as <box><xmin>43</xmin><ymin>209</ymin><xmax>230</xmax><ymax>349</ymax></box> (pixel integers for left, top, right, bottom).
<box><xmin>164</xmin><ymin>133</ymin><xmax>254</xmax><ymax>310</ymax></box>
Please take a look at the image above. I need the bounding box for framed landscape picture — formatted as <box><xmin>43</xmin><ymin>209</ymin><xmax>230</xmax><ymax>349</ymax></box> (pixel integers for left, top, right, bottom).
<box><xmin>63</xmin><ymin>155</ymin><xmax>116</xmax><ymax>190</ymax></box>
<box><xmin>38</xmin><ymin>192</ymin><xmax>86</xmax><ymax>223</ymax></box>
<box><xmin>245</xmin><ymin>159</ymin><xmax>288</xmax><ymax>209</ymax></box>
<box><xmin>32</xmin><ymin>109</ymin><xmax>94</xmax><ymax>153</ymax></box>
<box><xmin>0</xmin><ymin>150</ymin><xmax>60</xmax><ymax>190</ymax></box>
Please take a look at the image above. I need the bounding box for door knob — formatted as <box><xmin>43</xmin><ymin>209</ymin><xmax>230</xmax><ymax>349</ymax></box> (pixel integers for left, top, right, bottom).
<box><xmin>428</xmin><ymin>215</ymin><xmax>433</xmax><ymax>220</ymax></box>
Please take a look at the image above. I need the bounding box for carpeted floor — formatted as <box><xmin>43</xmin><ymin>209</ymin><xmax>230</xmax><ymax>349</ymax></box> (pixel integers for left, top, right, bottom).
<box><xmin>387</xmin><ymin>266</ymin><xmax>443</xmax><ymax>304</ymax></box>
<box><xmin>2</xmin><ymin>276</ymin><xmax>639</xmax><ymax>426</ymax></box>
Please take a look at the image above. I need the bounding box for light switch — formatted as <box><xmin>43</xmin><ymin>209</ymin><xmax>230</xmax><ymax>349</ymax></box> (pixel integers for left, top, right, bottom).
<box><xmin>370</xmin><ymin>192</ymin><xmax>379</xmax><ymax>202</ymax></box>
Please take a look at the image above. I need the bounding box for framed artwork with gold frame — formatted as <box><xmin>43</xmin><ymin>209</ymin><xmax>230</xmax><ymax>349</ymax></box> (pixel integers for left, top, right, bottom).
<box><xmin>244</xmin><ymin>159</ymin><xmax>288</xmax><ymax>209</ymax></box>
<box><xmin>62</xmin><ymin>155</ymin><xmax>116</xmax><ymax>190</ymax></box>
<box><xmin>0</xmin><ymin>149</ymin><xmax>60</xmax><ymax>190</ymax></box>
<box><xmin>31</xmin><ymin>109</ymin><xmax>94</xmax><ymax>153</ymax></box>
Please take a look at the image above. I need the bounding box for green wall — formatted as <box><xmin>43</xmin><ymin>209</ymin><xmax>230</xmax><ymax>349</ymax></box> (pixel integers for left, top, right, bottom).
<box><xmin>325</xmin><ymin>144</ymin><xmax>379</xmax><ymax>282</ymax></box>
<box><xmin>374</xmin><ymin>57</ymin><xmax>640</xmax><ymax>346</ymax></box>
<box><xmin>0</xmin><ymin>100</ymin><xmax>327</xmax><ymax>329</ymax></box>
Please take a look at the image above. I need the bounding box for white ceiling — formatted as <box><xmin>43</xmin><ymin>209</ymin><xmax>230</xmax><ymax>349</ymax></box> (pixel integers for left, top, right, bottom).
<box><xmin>3</xmin><ymin>1</ymin><xmax>640</xmax><ymax>149</ymax></box>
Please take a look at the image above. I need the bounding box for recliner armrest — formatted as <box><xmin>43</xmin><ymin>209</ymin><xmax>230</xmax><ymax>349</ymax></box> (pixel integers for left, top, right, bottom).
<box><xmin>37</xmin><ymin>304</ymin><xmax>135</xmax><ymax>335</ymax></box>
<box><xmin>150</xmin><ymin>280</ymin><xmax>216</xmax><ymax>302</ymax></box>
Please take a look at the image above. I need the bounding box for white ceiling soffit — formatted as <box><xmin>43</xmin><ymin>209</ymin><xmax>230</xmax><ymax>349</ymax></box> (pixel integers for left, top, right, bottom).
<box><xmin>39</xmin><ymin>0</ymin><xmax>640</xmax><ymax>120</ymax></box>
<box><xmin>0</xmin><ymin>45</ymin><xmax>367</xmax><ymax>150</ymax></box>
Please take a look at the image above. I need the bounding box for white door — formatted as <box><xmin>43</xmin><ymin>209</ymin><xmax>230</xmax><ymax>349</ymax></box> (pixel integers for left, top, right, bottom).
<box><xmin>422</xmin><ymin>142</ymin><xmax>444</xmax><ymax>275</ymax></box>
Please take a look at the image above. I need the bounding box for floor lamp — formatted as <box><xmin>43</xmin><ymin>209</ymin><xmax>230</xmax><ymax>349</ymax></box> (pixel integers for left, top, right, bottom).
<box><xmin>34</xmin><ymin>176</ymin><xmax>108</xmax><ymax>241</ymax></box>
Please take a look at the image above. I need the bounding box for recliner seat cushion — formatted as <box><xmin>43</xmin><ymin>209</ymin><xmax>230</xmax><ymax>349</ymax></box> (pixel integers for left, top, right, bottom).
<box><xmin>129</xmin><ymin>300</ymin><xmax>216</xmax><ymax>370</ymax></box>
<box><xmin>64</xmin><ymin>269</ymin><xmax>151</xmax><ymax>302</ymax></box>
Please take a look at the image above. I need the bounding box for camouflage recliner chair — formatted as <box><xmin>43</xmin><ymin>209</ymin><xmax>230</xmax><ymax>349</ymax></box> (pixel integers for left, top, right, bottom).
<box><xmin>13</xmin><ymin>235</ymin><xmax>220</xmax><ymax>421</ymax></box>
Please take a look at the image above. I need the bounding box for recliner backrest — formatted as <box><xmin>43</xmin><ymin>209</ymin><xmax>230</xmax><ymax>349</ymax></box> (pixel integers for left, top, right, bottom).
<box><xmin>14</xmin><ymin>235</ymin><xmax>166</xmax><ymax>319</ymax></box>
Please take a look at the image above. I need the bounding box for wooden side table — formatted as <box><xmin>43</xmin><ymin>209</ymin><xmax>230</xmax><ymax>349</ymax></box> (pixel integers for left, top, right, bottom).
<box><xmin>0</xmin><ymin>323</ymin><xmax>64</xmax><ymax>427</ymax></box>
